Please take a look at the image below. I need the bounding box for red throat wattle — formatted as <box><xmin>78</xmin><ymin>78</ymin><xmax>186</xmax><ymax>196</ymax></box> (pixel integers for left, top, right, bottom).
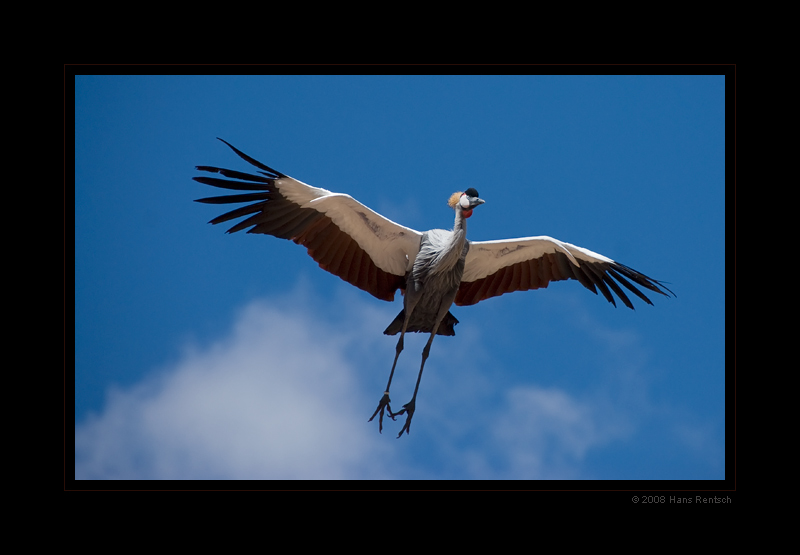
<box><xmin>463</xmin><ymin>209</ymin><xmax>473</xmax><ymax>218</ymax></box>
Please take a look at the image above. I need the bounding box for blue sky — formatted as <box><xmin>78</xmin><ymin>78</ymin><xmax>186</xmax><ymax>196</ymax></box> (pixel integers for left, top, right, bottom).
<box><xmin>73</xmin><ymin>74</ymin><xmax>727</xmax><ymax>482</ymax></box>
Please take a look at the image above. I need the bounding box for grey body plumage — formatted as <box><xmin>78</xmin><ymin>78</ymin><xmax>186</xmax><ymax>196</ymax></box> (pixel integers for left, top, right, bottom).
<box><xmin>383</xmin><ymin>228</ymin><xmax>469</xmax><ymax>337</ymax></box>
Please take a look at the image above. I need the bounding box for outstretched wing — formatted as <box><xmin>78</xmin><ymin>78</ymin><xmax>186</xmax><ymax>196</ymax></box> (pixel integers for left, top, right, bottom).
<box><xmin>456</xmin><ymin>236</ymin><xmax>674</xmax><ymax>308</ymax></box>
<box><xmin>194</xmin><ymin>139</ymin><xmax>422</xmax><ymax>302</ymax></box>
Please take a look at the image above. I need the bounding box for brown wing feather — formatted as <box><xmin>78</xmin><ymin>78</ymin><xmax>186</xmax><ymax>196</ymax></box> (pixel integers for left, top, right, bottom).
<box><xmin>455</xmin><ymin>250</ymin><xmax>673</xmax><ymax>309</ymax></box>
<box><xmin>194</xmin><ymin>143</ymin><xmax>406</xmax><ymax>302</ymax></box>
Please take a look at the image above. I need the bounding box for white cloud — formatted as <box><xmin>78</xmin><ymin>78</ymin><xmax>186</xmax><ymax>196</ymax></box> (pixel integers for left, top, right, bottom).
<box><xmin>75</xmin><ymin>295</ymin><xmax>395</xmax><ymax>479</ymax></box>
<box><xmin>75</xmin><ymin>288</ymin><xmax>683</xmax><ymax>481</ymax></box>
<box><xmin>488</xmin><ymin>386</ymin><xmax>633</xmax><ymax>479</ymax></box>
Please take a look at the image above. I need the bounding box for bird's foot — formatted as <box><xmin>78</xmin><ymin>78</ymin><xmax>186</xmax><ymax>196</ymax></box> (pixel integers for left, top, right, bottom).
<box><xmin>368</xmin><ymin>392</ymin><xmax>396</xmax><ymax>433</ymax></box>
<box><xmin>395</xmin><ymin>399</ymin><xmax>416</xmax><ymax>438</ymax></box>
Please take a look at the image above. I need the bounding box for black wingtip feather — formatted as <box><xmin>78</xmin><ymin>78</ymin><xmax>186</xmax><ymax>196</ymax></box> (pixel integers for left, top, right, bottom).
<box><xmin>216</xmin><ymin>138</ymin><xmax>287</xmax><ymax>179</ymax></box>
<box><xmin>606</xmin><ymin>263</ymin><xmax>675</xmax><ymax>310</ymax></box>
<box><xmin>194</xmin><ymin>168</ymin><xmax>272</xmax><ymax>186</ymax></box>
<box><xmin>613</xmin><ymin>263</ymin><xmax>674</xmax><ymax>297</ymax></box>
<box><xmin>195</xmin><ymin>192</ymin><xmax>271</xmax><ymax>205</ymax></box>
<box><xmin>603</xmin><ymin>274</ymin><xmax>635</xmax><ymax>310</ymax></box>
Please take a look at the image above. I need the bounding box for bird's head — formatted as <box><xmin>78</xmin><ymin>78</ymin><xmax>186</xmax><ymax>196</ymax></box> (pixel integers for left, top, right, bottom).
<box><xmin>447</xmin><ymin>188</ymin><xmax>485</xmax><ymax>218</ymax></box>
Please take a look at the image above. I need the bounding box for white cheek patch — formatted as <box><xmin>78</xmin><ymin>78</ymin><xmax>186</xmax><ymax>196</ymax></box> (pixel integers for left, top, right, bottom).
<box><xmin>460</xmin><ymin>194</ymin><xmax>470</xmax><ymax>209</ymax></box>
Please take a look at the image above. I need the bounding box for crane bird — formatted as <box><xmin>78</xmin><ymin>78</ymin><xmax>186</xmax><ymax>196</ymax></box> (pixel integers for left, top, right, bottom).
<box><xmin>194</xmin><ymin>139</ymin><xmax>674</xmax><ymax>438</ymax></box>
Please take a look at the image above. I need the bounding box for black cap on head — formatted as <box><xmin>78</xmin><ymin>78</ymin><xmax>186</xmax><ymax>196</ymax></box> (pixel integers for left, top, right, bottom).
<box><xmin>464</xmin><ymin>187</ymin><xmax>480</xmax><ymax>198</ymax></box>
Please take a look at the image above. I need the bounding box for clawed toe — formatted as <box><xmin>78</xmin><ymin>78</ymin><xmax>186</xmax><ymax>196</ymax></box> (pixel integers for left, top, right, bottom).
<box><xmin>368</xmin><ymin>392</ymin><xmax>396</xmax><ymax>433</ymax></box>
<box><xmin>395</xmin><ymin>400</ymin><xmax>416</xmax><ymax>438</ymax></box>
<box><xmin>369</xmin><ymin>393</ymin><xmax>417</xmax><ymax>438</ymax></box>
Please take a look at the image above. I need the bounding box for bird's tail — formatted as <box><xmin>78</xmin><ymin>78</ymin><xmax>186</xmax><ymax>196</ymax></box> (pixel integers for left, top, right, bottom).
<box><xmin>383</xmin><ymin>310</ymin><xmax>459</xmax><ymax>336</ymax></box>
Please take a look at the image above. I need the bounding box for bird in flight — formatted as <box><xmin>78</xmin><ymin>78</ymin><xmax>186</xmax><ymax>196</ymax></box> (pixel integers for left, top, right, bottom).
<box><xmin>194</xmin><ymin>139</ymin><xmax>674</xmax><ymax>438</ymax></box>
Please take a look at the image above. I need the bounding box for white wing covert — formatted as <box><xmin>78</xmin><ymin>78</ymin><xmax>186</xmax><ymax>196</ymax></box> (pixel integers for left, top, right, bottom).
<box><xmin>456</xmin><ymin>236</ymin><xmax>674</xmax><ymax>309</ymax></box>
<box><xmin>194</xmin><ymin>139</ymin><xmax>422</xmax><ymax>302</ymax></box>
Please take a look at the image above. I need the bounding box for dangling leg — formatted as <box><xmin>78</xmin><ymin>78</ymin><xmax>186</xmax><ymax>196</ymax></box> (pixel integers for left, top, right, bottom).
<box><xmin>368</xmin><ymin>331</ymin><xmax>405</xmax><ymax>432</ymax></box>
<box><xmin>369</xmin><ymin>292</ymin><xmax>422</xmax><ymax>433</ymax></box>
<box><xmin>393</xmin><ymin>329</ymin><xmax>438</xmax><ymax>437</ymax></box>
<box><xmin>394</xmin><ymin>296</ymin><xmax>456</xmax><ymax>438</ymax></box>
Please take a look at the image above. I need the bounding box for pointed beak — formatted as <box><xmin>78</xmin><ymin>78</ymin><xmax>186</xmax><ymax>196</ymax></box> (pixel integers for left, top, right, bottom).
<box><xmin>469</xmin><ymin>197</ymin><xmax>485</xmax><ymax>209</ymax></box>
